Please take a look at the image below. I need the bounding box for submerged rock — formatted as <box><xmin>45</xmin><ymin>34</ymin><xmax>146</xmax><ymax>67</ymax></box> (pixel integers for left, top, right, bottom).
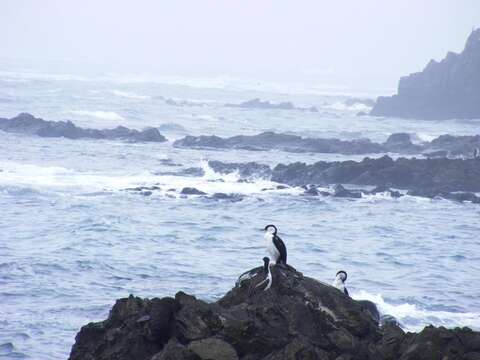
<box><xmin>180</xmin><ymin>187</ymin><xmax>207</xmax><ymax>195</ymax></box>
<box><xmin>225</xmin><ymin>98</ymin><xmax>318</xmax><ymax>112</ymax></box>
<box><xmin>333</xmin><ymin>184</ymin><xmax>362</xmax><ymax>199</ymax></box>
<box><xmin>371</xmin><ymin>29</ymin><xmax>480</xmax><ymax>120</ymax></box>
<box><xmin>0</xmin><ymin>113</ymin><xmax>167</xmax><ymax>142</ymax></box>
<box><xmin>69</xmin><ymin>265</ymin><xmax>480</xmax><ymax>360</ymax></box>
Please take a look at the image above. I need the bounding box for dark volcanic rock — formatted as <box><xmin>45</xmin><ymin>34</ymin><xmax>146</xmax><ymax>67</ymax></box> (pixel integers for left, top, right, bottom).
<box><xmin>180</xmin><ymin>187</ymin><xmax>207</xmax><ymax>195</ymax></box>
<box><xmin>383</xmin><ymin>133</ymin><xmax>422</xmax><ymax>153</ymax></box>
<box><xmin>174</xmin><ymin>131</ymin><xmax>480</xmax><ymax>157</ymax></box>
<box><xmin>371</xmin><ymin>29</ymin><xmax>480</xmax><ymax>120</ymax></box>
<box><xmin>272</xmin><ymin>156</ymin><xmax>480</xmax><ymax>193</ymax></box>
<box><xmin>0</xmin><ymin>113</ymin><xmax>167</xmax><ymax>142</ymax></box>
<box><xmin>425</xmin><ymin>134</ymin><xmax>480</xmax><ymax>157</ymax></box>
<box><xmin>69</xmin><ymin>266</ymin><xmax>480</xmax><ymax>360</ymax></box>
<box><xmin>208</xmin><ymin>160</ymin><xmax>272</xmax><ymax>178</ymax></box>
<box><xmin>333</xmin><ymin>184</ymin><xmax>362</xmax><ymax>198</ymax></box>
<box><xmin>174</xmin><ymin>131</ymin><xmax>385</xmax><ymax>155</ymax></box>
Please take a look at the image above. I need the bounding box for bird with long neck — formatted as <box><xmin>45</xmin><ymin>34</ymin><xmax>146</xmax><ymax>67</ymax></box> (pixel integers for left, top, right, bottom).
<box><xmin>255</xmin><ymin>257</ymin><xmax>273</xmax><ymax>291</ymax></box>
<box><xmin>332</xmin><ymin>270</ymin><xmax>349</xmax><ymax>296</ymax></box>
<box><xmin>263</xmin><ymin>224</ymin><xmax>287</xmax><ymax>265</ymax></box>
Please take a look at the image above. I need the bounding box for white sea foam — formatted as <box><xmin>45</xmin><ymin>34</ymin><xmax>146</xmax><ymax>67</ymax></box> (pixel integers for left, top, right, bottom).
<box><xmin>66</xmin><ymin>110</ymin><xmax>125</xmax><ymax>121</ymax></box>
<box><xmin>110</xmin><ymin>90</ymin><xmax>150</xmax><ymax>100</ymax></box>
<box><xmin>324</xmin><ymin>101</ymin><xmax>372</xmax><ymax>112</ymax></box>
<box><xmin>415</xmin><ymin>133</ymin><xmax>437</xmax><ymax>143</ymax></box>
<box><xmin>353</xmin><ymin>290</ymin><xmax>480</xmax><ymax>331</ymax></box>
<box><xmin>0</xmin><ymin>160</ymin><xmax>300</xmax><ymax>198</ymax></box>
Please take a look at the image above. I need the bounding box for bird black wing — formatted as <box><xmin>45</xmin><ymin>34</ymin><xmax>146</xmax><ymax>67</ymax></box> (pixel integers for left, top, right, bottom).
<box><xmin>344</xmin><ymin>287</ymin><xmax>349</xmax><ymax>297</ymax></box>
<box><xmin>273</xmin><ymin>235</ymin><xmax>287</xmax><ymax>264</ymax></box>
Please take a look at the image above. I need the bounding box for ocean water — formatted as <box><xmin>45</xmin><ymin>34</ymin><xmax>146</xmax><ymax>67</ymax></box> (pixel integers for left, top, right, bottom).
<box><xmin>1</xmin><ymin>68</ymin><xmax>480</xmax><ymax>360</ymax></box>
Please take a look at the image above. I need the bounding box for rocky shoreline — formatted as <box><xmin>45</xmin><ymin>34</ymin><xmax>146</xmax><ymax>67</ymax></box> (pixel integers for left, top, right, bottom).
<box><xmin>208</xmin><ymin>157</ymin><xmax>480</xmax><ymax>203</ymax></box>
<box><xmin>69</xmin><ymin>265</ymin><xmax>480</xmax><ymax>360</ymax></box>
<box><xmin>0</xmin><ymin>113</ymin><xmax>167</xmax><ymax>142</ymax></box>
<box><xmin>2</xmin><ymin>113</ymin><xmax>480</xmax><ymax>160</ymax></box>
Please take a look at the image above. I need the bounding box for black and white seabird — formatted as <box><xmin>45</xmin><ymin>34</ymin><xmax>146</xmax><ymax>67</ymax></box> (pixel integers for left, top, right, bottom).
<box><xmin>255</xmin><ymin>257</ymin><xmax>273</xmax><ymax>291</ymax></box>
<box><xmin>264</xmin><ymin>224</ymin><xmax>287</xmax><ymax>265</ymax></box>
<box><xmin>474</xmin><ymin>147</ymin><xmax>480</xmax><ymax>159</ymax></box>
<box><xmin>332</xmin><ymin>270</ymin><xmax>349</xmax><ymax>296</ymax></box>
<box><xmin>332</xmin><ymin>270</ymin><xmax>382</xmax><ymax>323</ymax></box>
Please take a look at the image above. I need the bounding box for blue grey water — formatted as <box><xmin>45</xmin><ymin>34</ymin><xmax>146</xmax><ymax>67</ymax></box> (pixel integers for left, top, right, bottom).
<box><xmin>0</xmin><ymin>67</ymin><xmax>480</xmax><ymax>359</ymax></box>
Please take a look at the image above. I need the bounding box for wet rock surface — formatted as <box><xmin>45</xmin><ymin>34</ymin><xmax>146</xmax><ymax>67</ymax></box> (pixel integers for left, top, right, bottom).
<box><xmin>0</xmin><ymin>113</ymin><xmax>167</xmax><ymax>142</ymax></box>
<box><xmin>69</xmin><ymin>265</ymin><xmax>480</xmax><ymax>360</ymax></box>
<box><xmin>271</xmin><ymin>156</ymin><xmax>480</xmax><ymax>193</ymax></box>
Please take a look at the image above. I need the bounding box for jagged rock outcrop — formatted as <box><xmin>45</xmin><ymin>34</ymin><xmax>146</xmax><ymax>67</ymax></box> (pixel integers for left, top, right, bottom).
<box><xmin>0</xmin><ymin>113</ymin><xmax>167</xmax><ymax>142</ymax></box>
<box><xmin>174</xmin><ymin>131</ymin><xmax>480</xmax><ymax>158</ymax></box>
<box><xmin>69</xmin><ymin>265</ymin><xmax>480</xmax><ymax>360</ymax></box>
<box><xmin>174</xmin><ymin>132</ymin><xmax>386</xmax><ymax>155</ymax></box>
<box><xmin>371</xmin><ymin>29</ymin><xmax>480</xmax><ymax>120</ymax></box>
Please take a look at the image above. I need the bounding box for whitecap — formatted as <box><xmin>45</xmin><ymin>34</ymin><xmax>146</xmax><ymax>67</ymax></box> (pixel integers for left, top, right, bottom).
<box><xmin>353</xmin><ymin>290</ymin><xmax>480</xmax><ymax>331</ymax></box>
<box><xmin>323</xmin><ymin>101</ymin><xmax>371</xmax><ymax>112</ymax></box>
<box><xmin>109</xmin><ymin>90</ymin><xmax>150</xmax><ymax>100</ymax></box>
<box><xmin>66</xmin><ymin>110</ymin><xmax>125</xmax><ymax>121</ymax></box>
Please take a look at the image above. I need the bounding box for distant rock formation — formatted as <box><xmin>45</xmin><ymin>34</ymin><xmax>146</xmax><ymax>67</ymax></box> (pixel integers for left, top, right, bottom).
<box><xmin>174</xmin><ymin>132</ymin><xmax>385</xmax><ymax>155</ymax></box>
<box><xmin>371</xmin><ymin>29</ymin><xmax>480</xmax><ymax>119</ymax></box>
<box><xmin>0</xmin><ymin>113</ymin><xmax>167</xmax><ymax>142</ymax></box>
<box><xmin>174</xmin><ymin>131</ymin><xmax>480</xmax><ymax>158</ymax></box>
<box><xmin>69</xmin><ymin>265</ymin><xmax>480</xmax><ymax>360</ymax></box>
<box><xmin>225</xmin><ymin>98</ymin><xmax>318</xmax><ymax>112</ymax></box>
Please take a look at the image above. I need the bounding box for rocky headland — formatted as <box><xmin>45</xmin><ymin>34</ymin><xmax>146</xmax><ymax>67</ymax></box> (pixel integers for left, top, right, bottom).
<box><xmin>69</xmin><ymin>265</ymin><xmax>480</xmax><ymax>360</ymax></box>
<box><xmin>0</xmin><ymin>113</ymin><xmax>167</xmax><ymax>142</ymax></box>
<box><xmin>371</xmin><ymin>29</ymin><xmax>480</xmax><ymax>120</ymax></box>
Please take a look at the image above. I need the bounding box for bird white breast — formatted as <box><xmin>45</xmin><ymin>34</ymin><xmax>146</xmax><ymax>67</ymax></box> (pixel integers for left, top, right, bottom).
<box><xmin>264</xmin><ymin>232</ymin><xmax>280</xmax><ymax>262</ymax></box>
<box><xmin>332</xmin><ymin>275</ymin><xmax>345</xmax><ymax>293</ymax></box>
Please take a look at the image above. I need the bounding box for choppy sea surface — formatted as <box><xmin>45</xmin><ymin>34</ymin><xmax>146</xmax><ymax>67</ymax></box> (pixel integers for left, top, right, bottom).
<box><xmin>1</xmin><ymin>66</ymin><xmax>480</xmax><ymax>359</ymax></box>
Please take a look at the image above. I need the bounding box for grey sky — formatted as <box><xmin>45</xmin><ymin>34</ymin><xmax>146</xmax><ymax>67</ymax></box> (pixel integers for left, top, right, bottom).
<box><xmin>1</xmin><ymin>0</ymin><xmax>479</xmax><ymax>91</ymax></box>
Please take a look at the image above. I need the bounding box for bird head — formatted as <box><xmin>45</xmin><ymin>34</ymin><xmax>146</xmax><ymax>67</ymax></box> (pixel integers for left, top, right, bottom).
<box><xmin>264</xmin><ymin>224</ymin><xmax>277</xmax><ymax>235</ymax></box>
<box><xmin>336</xmin><ymin>270</ymin><xmax>348</xmax><ymax>283</ymax></box>
<box><xmin>262</xmin><ymin>257</ymin><xmax>270</xmax><ymax>273</ymax></box>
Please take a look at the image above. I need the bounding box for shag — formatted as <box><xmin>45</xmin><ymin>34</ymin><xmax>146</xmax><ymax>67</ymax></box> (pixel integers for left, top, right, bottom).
<box><xmin>332</xmin><ymin>270</ymin><xmax>349</xmax><ymax>296</ymax></box>
<box><xmin>264</xmin><ymin>224</ymin><xmax>287</xmax><ymax>265</ymax></box>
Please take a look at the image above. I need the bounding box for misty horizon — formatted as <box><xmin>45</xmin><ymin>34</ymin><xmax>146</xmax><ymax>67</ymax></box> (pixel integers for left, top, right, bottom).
<box><xmin>1</xmin><ymin>0</ymin><xmax>479</xmax><ymax>94</ymax></box>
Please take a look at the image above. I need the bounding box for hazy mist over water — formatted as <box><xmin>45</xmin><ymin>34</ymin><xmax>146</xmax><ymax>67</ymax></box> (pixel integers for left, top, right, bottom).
<box><xmin>1</xmin><ymin>0</ymin><xmax>480</xmax><ymax>92</ymax></box>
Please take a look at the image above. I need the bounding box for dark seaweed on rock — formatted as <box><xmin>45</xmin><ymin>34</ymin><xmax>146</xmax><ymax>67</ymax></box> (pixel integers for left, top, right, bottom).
<box><xmin>0</xmin><ymin>113</ymin><xmax>167</xmax><ymax>142</ymax></box>
<box><xmin>69</xmin><ymin>265</ymin><xmax>480</xmax><ymax>360</ymax></box>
